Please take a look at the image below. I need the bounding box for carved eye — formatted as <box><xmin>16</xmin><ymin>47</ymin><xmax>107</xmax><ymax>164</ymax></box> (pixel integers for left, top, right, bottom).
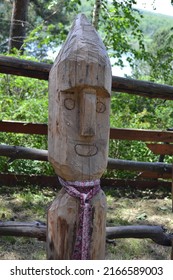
<box><xmin>96</xmin><ymin>101</ymin><xmax>106</xmax><ymax>113</ymax></box>
<box><xmin>64</xmin><ymin>98</ymin><xmax>75</xmax><ymax>110</ymax></box>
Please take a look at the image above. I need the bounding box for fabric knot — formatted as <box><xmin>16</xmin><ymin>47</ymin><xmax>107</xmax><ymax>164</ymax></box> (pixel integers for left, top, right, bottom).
<box><xmin>58</xmin><ymin>177</ymin><xmax>101</xmax><ymax>260</ymax></box>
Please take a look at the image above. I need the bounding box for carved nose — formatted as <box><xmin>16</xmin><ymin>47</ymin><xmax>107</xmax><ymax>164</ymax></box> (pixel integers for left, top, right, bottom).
<box><xmin>80</xmin><ymin>89</ymin><xmax>96</xmax><ymax>137</ymax></box>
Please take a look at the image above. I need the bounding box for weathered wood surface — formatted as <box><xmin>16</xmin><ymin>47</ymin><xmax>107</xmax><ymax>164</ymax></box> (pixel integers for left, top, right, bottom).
<box><xmin>1</xmin><ymin>56</ymin><xmax>173</xmax><ymax>100</ymax></box>
<box><xmin>0</xmin><ymin>144</ymin><xmax>48</xmax><ymax>162</ymax></box>
<box><xmin>112</xmin><ymin>76</ymin><xmax>173</xmax><ymax>100</ymax></box>
<box><xmin>106</xmin><ymin>225</ymin><xmax>173</xmax><ymax>246</ymax></box>
<box><xmin>0</xmin><ymin>221</ymin><xmax>46</xmax><ymax>241</ymax></box>
<box><xmin>47</xmin><ymin>14</ymin><xmax>111</xmax><ymax>259</ymax></box>
<box><xmin>0</xmin><ymin>55</ymin><xmax>51</xmax><ymax>80</ymax></box>
<box><xmin>47</xmin><ymin>188</ymin><xmax>107</xmax><ymax>259</ymax></box>
<box><xmin>147</xmin><ymin>143</ymin><xmax>173</xmax><ymax>155</ymax></box>
<box><xmin>1</xmin><ymin>222</ymin><xmax>173</xmax><ymax>247</ymax></box>
<box><xmin>48</xmin><ymin>13</ymin><xmax>111</xmax><ymax>181</ymax></box>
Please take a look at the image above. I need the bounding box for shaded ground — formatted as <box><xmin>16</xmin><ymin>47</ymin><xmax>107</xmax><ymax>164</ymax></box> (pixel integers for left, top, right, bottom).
<box><xmin>0</xmin><ymin>185</ymin><xmax>172</xmax><ymax>260</ymax></box>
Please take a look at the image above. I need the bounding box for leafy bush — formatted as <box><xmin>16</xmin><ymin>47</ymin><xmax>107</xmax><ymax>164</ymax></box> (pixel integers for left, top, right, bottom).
<box><xmin>0</xmin><ymin>70</ymin><xmax>54</xmax><ymax>175</ymax></box>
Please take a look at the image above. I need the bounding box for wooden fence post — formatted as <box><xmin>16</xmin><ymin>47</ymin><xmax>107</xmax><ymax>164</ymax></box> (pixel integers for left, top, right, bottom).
<box><xmin>172</xmin><ymin>163</ymin><xmax>173</xmax><ymax>212</ymax></box>
<box><xmin>47</xmin><ymin>14</ymin><xmax>112</xmax><ymax>259</ymax></box>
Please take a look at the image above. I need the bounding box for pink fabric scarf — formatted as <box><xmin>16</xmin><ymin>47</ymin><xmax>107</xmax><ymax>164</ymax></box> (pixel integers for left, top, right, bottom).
<box><xmin>58</xmin><ymin>177</ymin><xmax>101</xmax><ymax>260</ymax></box>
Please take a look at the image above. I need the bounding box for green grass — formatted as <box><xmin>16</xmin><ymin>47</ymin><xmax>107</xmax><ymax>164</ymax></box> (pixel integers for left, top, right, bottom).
<box><xmin>0</xmin><ymin>185</ymin><xmax>172</xmax><ymax>260</ymax></box>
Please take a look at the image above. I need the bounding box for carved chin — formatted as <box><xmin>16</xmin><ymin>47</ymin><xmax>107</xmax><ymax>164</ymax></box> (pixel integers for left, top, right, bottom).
<box><xmin>75</xmin><ymin>144</ymin><xmax>98</xmax><ymax>157</ymax></box>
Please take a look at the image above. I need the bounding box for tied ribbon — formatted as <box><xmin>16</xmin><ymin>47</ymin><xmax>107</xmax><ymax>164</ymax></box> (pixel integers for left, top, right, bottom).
<box><xmin>58</xmin><ymin>177</ymin><xmax>101</xmax><ymax>260</ymax></box>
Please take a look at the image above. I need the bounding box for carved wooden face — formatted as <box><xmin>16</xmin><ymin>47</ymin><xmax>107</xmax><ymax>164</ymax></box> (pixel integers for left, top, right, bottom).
<box><xmin>48</xmin><ymin>87</ymin><xmax>110</xmax><ymax>181</ymax></box>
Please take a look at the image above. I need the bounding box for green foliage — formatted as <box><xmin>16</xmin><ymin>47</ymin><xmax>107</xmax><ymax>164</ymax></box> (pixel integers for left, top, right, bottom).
<box><xmin>1</xmin><ymin>3</ymin><xmax>173</xmax><ymax>179</ymax></box>
<box><xmin>132</xmin><ymin>11</ymin><xmax>173</xmax><ymax>85</ymax></box>
<box><xmin>0</xmin><ymin>63</ymin><xmax>54</xmax><ymax>176</ymax></box>
<box><xmin>0</xmin><ymin>0</ymin><xmax>147</xmax><ymax>64</ymax></box>
<box><xmin>97</xmin><ymin>0</ymin><xmax>146</xmax><ymax>66</ymax></box>
<box><xmin>106</xmin><ymin>92</ymin><xmax>173</xmax><ymax>179</ymax></box>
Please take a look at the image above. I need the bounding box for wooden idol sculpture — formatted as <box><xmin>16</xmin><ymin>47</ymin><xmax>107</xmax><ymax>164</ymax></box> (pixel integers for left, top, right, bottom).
<box><xmin>47</xmin><ymin>13</ymin><xmax>112</xmax><ymax>260</ymax></box>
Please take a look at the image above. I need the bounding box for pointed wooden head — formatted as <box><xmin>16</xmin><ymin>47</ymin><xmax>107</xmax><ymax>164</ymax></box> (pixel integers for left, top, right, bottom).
<box><xmin>48</xmin><ymin>14</ymin><xmax>112</xmax><ymax>181</ymax></box>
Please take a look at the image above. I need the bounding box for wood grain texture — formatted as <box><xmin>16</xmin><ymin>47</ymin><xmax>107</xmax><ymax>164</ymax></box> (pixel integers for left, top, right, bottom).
<box><xmin>0</xmin><ymin>55</ymin><xmax>51</xmax><ymax>80</ymax></box>
<box><xmin>48</xmin><ymin>14</ymin><xmax>111</xmax><ymax>181</ymax></box>
<box><xmin>47</xmin><ymin>14</ymin><xmax>110</xmax><ymax>259</ymax></box>
<box><xmin>52</xmin><ymin>14</ymin><xmax>112</xmax><ymax>94</ymax></box>
<box><xmin>47</xmin><ymin>188</ymin><xmax>107</xmax><ymax>259</ymax></box>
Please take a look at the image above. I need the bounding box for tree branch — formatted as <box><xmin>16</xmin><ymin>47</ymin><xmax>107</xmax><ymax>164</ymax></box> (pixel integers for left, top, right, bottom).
<box><xmin>92</xmin><ymin>0</ymin><xmax>101</xmax><ymax>29</ymax></box>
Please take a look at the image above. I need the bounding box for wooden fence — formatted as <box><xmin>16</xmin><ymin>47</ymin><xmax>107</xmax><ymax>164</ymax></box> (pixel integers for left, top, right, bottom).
<box><xmin>1</xmin><ymin>55</ymin><xmax>173</xmax><ymax>190</ymax></box>
<box><xmin>1</xmin><ymin>55</ymin><xmax>173</xmax><ymax>259</ymax></box>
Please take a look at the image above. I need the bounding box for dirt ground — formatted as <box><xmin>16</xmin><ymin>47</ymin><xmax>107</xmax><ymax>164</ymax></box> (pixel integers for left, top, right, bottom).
<box><xmin>0</xmin><ymin>185</ymin><xmax>172</xmax><ymax>260</ymax></box>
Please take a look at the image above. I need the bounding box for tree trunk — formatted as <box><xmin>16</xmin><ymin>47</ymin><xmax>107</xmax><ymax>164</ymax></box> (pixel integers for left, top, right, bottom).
<box><xmin>92</xmin><ymin>0</ymin><xmax>101</xmax><ymax>29</ymax></box>
<box><xmin>9</xmin><ymin>0</ymin><xmax>29</xmax><ymax>53</ymax></box>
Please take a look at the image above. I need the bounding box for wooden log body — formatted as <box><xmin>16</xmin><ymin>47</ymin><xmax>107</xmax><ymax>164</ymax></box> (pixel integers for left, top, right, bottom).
<box><xmin>47</xmin><ymin>188</ymin><xmax>107</xmax><ymax>259</ymax></box>
<box><xmin>47</xmin><ymin>14</ymin><xmax>111</xmax><ymax>259</ymax></box>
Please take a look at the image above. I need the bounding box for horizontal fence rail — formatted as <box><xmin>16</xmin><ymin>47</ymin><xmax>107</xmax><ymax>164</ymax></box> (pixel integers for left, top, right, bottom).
<box><xmin>0</xmin><ymin>121</ymin><xmax>47</xmax><ymax>135</ymax></box>
<box><xmin>1</xmin><ymin>56</ymin><xmax>173</xmax><ymax>192</ymax></box>
<box><xmin>0</xmin><ymin>221</ymin><xmax>172</xmax><ymax>246</ymax></box>
<box><xmin>1</xmin><ymin>121</ymin><xmax>173</xmax><ymax>142</ymax></box>
<box><xmin>0</xmin><ymin>144</ymin><xmax>172</xmax><ymax>174</ymax></box>
<box><xmin>0</xmin><ymin>55</ymin><xmax>51</xmax><ymax>80</ymax></box>
<box><xmin>0</xmin><ymin>173</ymin><xmax>171</xmax><ymax>189</ymax></box>
<box><xmin>1</xmin><ymin>55</ymin><xmax>173</xmax><ymax>100</ymax></box>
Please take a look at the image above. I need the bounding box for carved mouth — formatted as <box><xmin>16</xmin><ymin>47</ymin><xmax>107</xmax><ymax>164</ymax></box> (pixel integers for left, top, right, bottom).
<box><xmin>75</xmin><ymin>144</ymin><xmax>98</xmax><ymax>157</ymax></box>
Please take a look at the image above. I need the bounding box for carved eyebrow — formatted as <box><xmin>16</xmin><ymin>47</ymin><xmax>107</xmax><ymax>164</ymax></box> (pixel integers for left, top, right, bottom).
<box><xmin>60</xmin><ymin>90</ymin><xmax>75</xmax><ymax>97</ymax></box>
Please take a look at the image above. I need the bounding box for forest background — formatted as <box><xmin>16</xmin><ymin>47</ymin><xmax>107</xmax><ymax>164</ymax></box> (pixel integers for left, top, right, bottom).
<box><xmin>0</xmin><ymin>0</ymin><xmax>173</xmax><ymax>180</ymax></box>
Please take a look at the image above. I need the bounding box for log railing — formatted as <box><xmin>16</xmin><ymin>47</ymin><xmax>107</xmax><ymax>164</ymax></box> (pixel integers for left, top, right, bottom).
<box><xmin>1</xmin><ymin>55</ymin><xmax>173</xmax><ymax>259</ymax></box>
<box><xmin>1</xmin><ymin>55</ymin><xmax>173</xmax><ymax>188</ymax></box>
<box><xmin>1</xmin><ymin>120</ymin><xmax>173</xmax><ymax>142</ymax></box>
<box><xmin>0</xmin><ymin>144</ymin><xmax>172</xmax><ymax>174</ymax></box>
<box><xmin>0</xmin><ymin>221</ymin><xmax>172</xmax><ymax>247</ymax></box>
<box><xmin>1</xmin><ymin>55</ymin><xmax>173</xmax><ymax>100</ymax></box>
